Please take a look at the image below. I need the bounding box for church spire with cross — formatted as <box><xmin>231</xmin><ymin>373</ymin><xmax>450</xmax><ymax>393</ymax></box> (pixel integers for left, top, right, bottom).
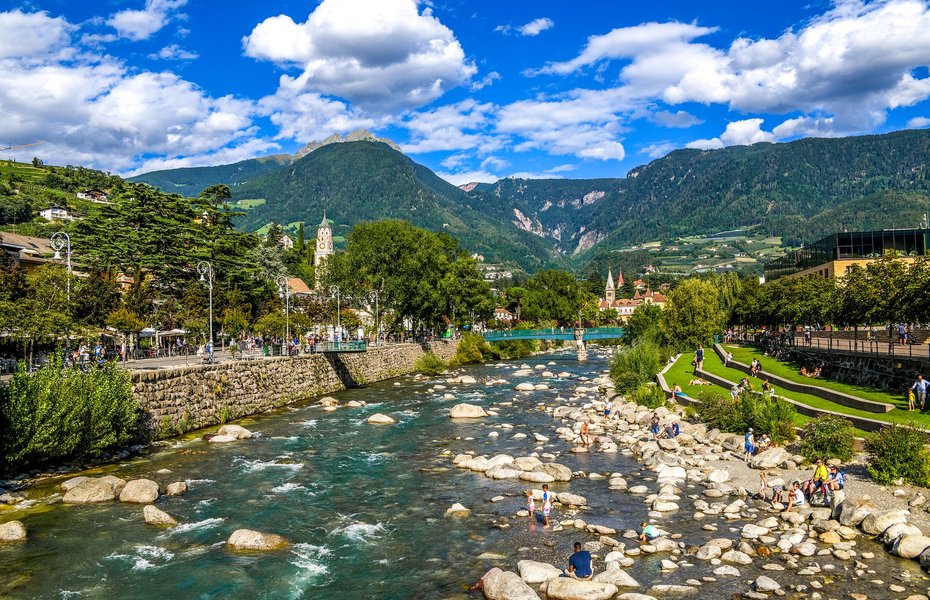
<box><xmin>314</xmin><ymin>210</ymin><xmax>334</xmax><ymax>288</ymax></box>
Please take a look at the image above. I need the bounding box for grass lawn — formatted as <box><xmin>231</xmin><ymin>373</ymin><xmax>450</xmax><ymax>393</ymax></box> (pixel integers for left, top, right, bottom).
<box><xmin>701</xmin><ymin>350</ymin><xmax>930</xmax><ymax>429</ymax></box>
<box><xmin>724</xmin><ymin>344</ymin><xmax>904</xmax><ymax>406</ymax></box>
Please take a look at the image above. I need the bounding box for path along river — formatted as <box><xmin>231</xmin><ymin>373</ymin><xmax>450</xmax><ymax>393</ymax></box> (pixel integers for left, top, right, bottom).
<box><xmin>0</xmin><ymin>349</ymin><xmax>925</xmax><ymax>599</ymax></box>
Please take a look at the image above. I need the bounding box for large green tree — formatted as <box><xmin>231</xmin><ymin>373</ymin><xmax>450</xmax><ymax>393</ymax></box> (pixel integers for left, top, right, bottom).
<box><xmin>522</xmin><ymin>269</ymin><xmax>583</xmax><ymax>326</ymax></box>
<box><xmin>660</xmin><ymin>278</ymin><xmax>726</xmax><ymax>350</ymax></box>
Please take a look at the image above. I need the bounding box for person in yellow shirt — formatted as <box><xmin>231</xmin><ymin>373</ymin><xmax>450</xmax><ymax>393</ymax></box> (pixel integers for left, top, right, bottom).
<box><xmin>802</xmin><ymin>458</ymin><xmax>829</xmax><ymax>498</ymax></box>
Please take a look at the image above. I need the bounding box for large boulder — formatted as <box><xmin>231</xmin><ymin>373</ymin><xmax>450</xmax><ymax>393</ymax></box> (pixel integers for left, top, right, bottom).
<box><xmin>450</xmin><ymin>403</ymin><xmax>489</xmax><ymax>419</ymax></box>
<box><xmin>592</xmin><ymin>565</ymin><xmax>639</xmax><ymax>587</ymax></box>
<box><xmin>482</xmin><ymin>570</ymin><xmax>540</xmax><ymax>600</ymax></box>
<box><xmin>706</xmin><ymin>469</ymin><xmax>730</xmax><ymax>483</ymax></box>
<box><xmin>861</xmin><ymin>509</ymin><xmax>910</xmax><ymax>536</ymax></box>
<box><xmin>557</xmin><ymin>492</ymin><xmax>587</xmax><ymax>506</ymax></box>
<box><xmin>166</xmin><ymin>482</ymin><xmax>188</xmax><ymax>496</ymax></box>
<box><xmin>367</xmin><ymin>413</ymin><xmax>396</xmax><ymax>425</ymax></box>
<box><xmin>520</xmin><ymin>471</ymin><xmax>555</xmax><ymax>483</ymax></box>
<box><xmin>0</xmin><ymin>520</ymin><xmax>27</xmax><ymax>542</ymax></box>
<box><xmin>838</xmin><ymin>498</ymin><xmax>877</xmax><ymax>527</ymax></box>
<box><xmin>515</xmin><ymin>383</ymin><xmax>536</xmax><ymax>391</ymax></box>
<box><xmin>207</xmin><ymin>434</ymin><xmax>238</xmax><ymax>443</ymax></box>
<box><xmin>62</xmin><ymin>476</ymin><xmax>126</xmax><ymax>504</ymax></box>
<box><xmin>227</xmin><ymin>528</ymin><xmax>289</xmax><ymax>551</ymax></box>
<box><xmin>750</xmin><ymin>447</ymin><xmax>790</xmax><ymax>469</ymax></box>
<box><xmin>538</xmin><ymin>463</ymin><xmax>573</xmax><ymax>482</ymax></box>
<box><xmin>892</xmin><ymin>534</ymin><xmax>930</xmax><ymax>559</ymax></box>
<box><xmin>545</xmin><ymin>577</ymin><xmax>618</xmax><ymax>600</ymax></box>
<box><xmin>445</xmin><ymin>503</ymin><xmax>471</xmax><ymax>517</ymax></box>
<box><xmin>217</xmin><ymin>424</ymin><xmax>253</xmax><ymax>439</ymax></box>
<box><xmin>60</xmin><ymin>476</ymin><xmax>89</xmax><ymax>493</ymax></box>
<box><xmin>119</xmin><ymin>479</ymin><xmax>160</xmax><ymax>504</ymax></box>
<box><xmin>143</xmin><ymin>505</ymin><xmax>178</xmax><ymax>527</ymax></box>
<box><xmin>517</xmin><ymin>560</ymin><xmax>562</xmax><ymax>584</ymax></box>
<box><xmin>753</xmin><ymin>576</ymin><xmax>781</xmax><ymax>592</ymax></box>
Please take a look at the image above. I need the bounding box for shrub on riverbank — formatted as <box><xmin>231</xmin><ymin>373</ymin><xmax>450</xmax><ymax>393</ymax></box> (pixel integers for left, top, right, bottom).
<box><xmin>414</xmin><ymin>352</ymin><xmax>448</xmax><ymax>376</ymax></box>
<box><xmin>451</xmin><ymin>332</ymin><xmax>501</xmax><ymax>365</ymax></box>
<box><xmin>799</xmin><ymin>414</ymin><xmax>856</xmax><ymax>462</ymax></box>
<box><xmin>866</xmin><ymin>423</ymin><xmax>930</xmax><ymax>487</ymax></box>
<box><xmin>695</xmin><ymin>390</ymin><xmax>796</xmax><ymax>443</ymax></box>
<box><xmin>630</xmin><ymin>383</ymin><xmax>667</xmax><ymax>409</ymax></box>
<box><xmin>0</xmin><ymin>355</ymin><xmax>140</xmax><ymax>477</ymax></box>
<box><xmin>609</xmin><ymin>340</ymin><xmax>667</xmax><ymax>394</ymax></box>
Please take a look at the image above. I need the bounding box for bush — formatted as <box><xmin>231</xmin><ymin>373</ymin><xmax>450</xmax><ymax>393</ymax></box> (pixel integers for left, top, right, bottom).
<box><xmin>452</xmin><ymin>332</ymin><xmax>501</xmax><ymax>365</ymax></box>
<box><xmin>0</xmin><ymin>354</ymin><xmax>140</xmax><ymax>477</ymax></box>
<box><xmin>414</xmin><ymin>352</ymin><xmax>448</xmax><ymax>375</ymax></box>
<box><xmin>799</xmin><ymin>414</ymin><xmax>856</xmax><ymax>462</ymax></box>
<box><xmin>492</xmin><ymin>338</ymin><xmax>538</xmax><ymax>359</ymax></box>
<box><xmin>866</xmin><ymin>423</ymin><xmax>930</xmax><ymax>487</ymax></box>
<box><xmin>631</xmin><ymin>383</ymin><xmax>667</xmax><ymax>409</ymax></box>
<box><xmin>695</xmin><ymin>390</ymin><xmax>796</xmax><ymax>443</ymax></box>
<box><xmin>610</xmin><ymin>340</ymin><xmax>664</xmax><ymax>394</ymax></box>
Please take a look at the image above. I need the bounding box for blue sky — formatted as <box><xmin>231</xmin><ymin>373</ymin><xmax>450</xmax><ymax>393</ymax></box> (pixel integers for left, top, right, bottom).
<box><xmin>2</xmin><ymin>0</ymin><xmax>930</xmax><ymax>183</ymax></box>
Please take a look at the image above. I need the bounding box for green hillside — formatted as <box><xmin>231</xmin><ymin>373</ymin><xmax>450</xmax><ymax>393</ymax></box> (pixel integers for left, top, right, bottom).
<box><xmin>127</xmin><ymin>155</ymin><xmax>291</xmax><ymax>197</ymax></box>
<box><xmin>234</xmin><ymin>141</ymin><xmax>562</xmax><ymax>271</ymax></box>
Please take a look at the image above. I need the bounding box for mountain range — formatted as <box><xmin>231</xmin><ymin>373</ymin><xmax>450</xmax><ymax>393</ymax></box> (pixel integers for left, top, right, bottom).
<box><xmin>130</xmin><ymin>128</ymin><xmax>930</xmax><ymax>273</ymax></box>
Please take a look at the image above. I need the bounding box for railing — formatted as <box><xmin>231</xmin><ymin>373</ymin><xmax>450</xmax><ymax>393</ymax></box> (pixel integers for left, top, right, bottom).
<box><xmin>316</xmin><ymin>341</ymin><xmax>368</xmax><ymax>353</ymax></box>
<box><xmin>482</xmin><ymin>327</ymin><xmax>624</xmax><ymax>341</ymax></box>
<box><xmin>735</xmin><ymin>331</ymin><xmax>930</xmax><ymax>362</ymax></box>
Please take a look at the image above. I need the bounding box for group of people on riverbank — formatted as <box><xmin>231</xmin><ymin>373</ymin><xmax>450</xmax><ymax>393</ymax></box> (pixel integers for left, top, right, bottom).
<box><xmin>757</xmin><ymin>459</ymin><xmax>846</xmax><ymax>512</ymax></box>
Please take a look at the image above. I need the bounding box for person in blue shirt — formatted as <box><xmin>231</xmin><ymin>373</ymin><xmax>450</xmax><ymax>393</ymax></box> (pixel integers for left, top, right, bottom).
<box><xmin>913</xmin><ymin>374</ymin><xmax>928</xmax><ymax>411</ymax></box>
<box><xmin>567</xmin><ymin>542</ymin><xmax>593</xmax><ymax>580</ymax></box>
<box><xmin>744</xmin><ymin>428</ymin><xmax>755</xmax><ymax>464</ymax></box>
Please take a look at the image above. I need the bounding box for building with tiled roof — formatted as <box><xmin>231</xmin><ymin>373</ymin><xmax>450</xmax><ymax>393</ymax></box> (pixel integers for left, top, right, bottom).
<box><xmin>597</xmin><ymin>268</ymin><xmax>666</xmax><ymax>323</ymax></box>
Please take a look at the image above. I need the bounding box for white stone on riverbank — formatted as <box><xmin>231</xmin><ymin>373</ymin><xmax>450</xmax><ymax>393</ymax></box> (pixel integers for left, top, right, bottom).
<box><xmin>445</xmin><ymin>503</ymin><xmax>471</xmax><ymax>517</ymax></box>
<box><xmin>367</xmin><ymin>413</ymin><xmax>396</xmax><ymax>424</ymax></box>
<box><xmin>62</xmin><ymin>476</ymin><xmax>126</xmax><ymax>504</ymax></box>
<box><xmin>481</xmin><ymin>569</ymin><xmax>539</xmax><ymax>600</ymax></box>
<box><xmin>516</xmin><ymin>559</ymin><xmax>561</xmax><ymax>584</ymax></box>
<box><xmin>166</xmin><ymin>482</ymin><xmax>187</xmax><ymax>496</ymax></box>
<box><xmin>545</xmin><ymin>578</ymin><xmax>618</xmax><ymax>600</ymax></box>
<box><xmin>143</xmin><ymin>505</ymin><xmax>178</xmax><ymax>527</ymax></box>
<box><xmin>120</xmin><ymin>479</ymin><xmax>160</xmax><ymax>503</ymax></box>
<box><xmin>217</xmin><ymin>424</ymin><xmax>253</xmax><ymax>439</ymax></box>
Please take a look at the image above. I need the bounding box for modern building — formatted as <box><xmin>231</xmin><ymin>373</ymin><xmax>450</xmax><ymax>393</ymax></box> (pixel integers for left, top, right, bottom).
<box><xmin>39</xmin><ymin>207</ymin><xmax>75</xmax><ymax>221</ymax></box>
<box><xmin>763</xmin><ymin>228</ymin><xmax>930</xmax><ymax>281</ymax></box>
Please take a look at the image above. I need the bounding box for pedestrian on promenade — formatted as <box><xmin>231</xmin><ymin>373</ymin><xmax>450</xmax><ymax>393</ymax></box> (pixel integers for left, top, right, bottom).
<box><xmin>913</xmin><ymin>374</ymin><xmax>929</xmax><ymax>411</ymax></box>
<box><xmin>695</xmin><ymin>344</ymin><xmax>704</xmax><ymax>370</ymax></box>
<box><xmin>744</xmin><ymin>428</ymin><xmax>755</xmax><ymax>464</ymax></box>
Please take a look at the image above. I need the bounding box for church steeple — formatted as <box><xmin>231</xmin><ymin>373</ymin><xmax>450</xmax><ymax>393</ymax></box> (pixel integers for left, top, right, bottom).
<box><xmin>314</xmin><ymin>210</ymin><xmax>334</xmax><ymax>288</ymax></box>
<box><xmin>605</xmin><ymin>267</ymin><xmax>616</xmax><ymax>304</ymax></box>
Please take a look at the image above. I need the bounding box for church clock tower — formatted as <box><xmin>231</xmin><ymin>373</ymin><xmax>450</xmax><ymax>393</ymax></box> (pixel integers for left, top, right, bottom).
<box><xmin>314</xmin><ymin>211</ymin><xmax>334</xmax><ymax>288</ymax></box>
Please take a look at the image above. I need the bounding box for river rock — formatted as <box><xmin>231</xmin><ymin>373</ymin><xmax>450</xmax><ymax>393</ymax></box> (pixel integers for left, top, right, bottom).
<box><xmin>750</xmin><ymin>447</ymin><xmax>790</xmax><ymax>469</ymax></box>
<box><xmin>60</xmin><ymin>476</ymin><xmax>89</xmax><ymax>493</ymax></box>
<box><xmin>445</xmin><ymin>503</ymin><xmax>471</xmax><ymax>517</ymax></box>
<box><xmin>458</xmin><ymin>376</ymin><xmax>478</xmax><ymax>384</ymax></box>
<box><xmin>227</xmin><ymin>528</ymin><xmax>289</xmax><ymax>551</ymax></box>
<box><xmin>646</xmin><ymin>584</ymin><xmax>697</xmax><ymax>597</ymax></box>
<box><xmin>545</xmin><ymin>577</ymin><xmax>618</xmax><ymax>600</ymax></box>
<box><xmin>0</xmin><ymin>520</ymin><xmax>26</xmax><ymax>542</ymax></box>
<box><xmin>207</xmin><ymin>434</ymin><xmax>238</xmax><ymax>443</ymax></box>
<box><xmin>318</xmin><ymin>396</ymin><xmax>339</xmax><ymax>407</ymax></box>
<box><xmin>119</xmin><ymin>479</ymin><xmax>160</xmax><ymax>503</ymax></box>
<box><xmin>706</xmin><ymin>469</ymin><xmax>730</xmax><ymax>483</ymax></box>
<box><xmin>713</xmin><ymin>565</ymin><xmax>740</xmax><ymax>577</ymax></box>
<box><xmin>367</xmin><ymin>413</ymin><xmax>396</xmax><ymax>424</ymax></box>
<box><xmin>893</xmin><ymin>534</ymin><xmax>930</xmax><ymax>558</ymax></box>
<box><xmin>741</xmin><ymin>524</ymin><xmax>770</xmax><ymax>539</ymax></box>
<box><xmin>217</xmin><ymin>424</ymin><xmax>253</xmax><ymax>439</ymax></box>
<box><xmin>557</xmin><ymin>492</ymin><xmax>587</xmax><ymax>506</ymax></box>
<box><xmin>695</xmin><ymin>544</ymin><xmax>722</xmax><ymax>560</ymax></box>
<box><xmin>482</xmin><ymin>569</ymin><xmax>539</xmax><ymax>600</ymax></box>
<box><xmin>753</xmin><ymin>575</ymin><xmax>781</xmax><ymax>592</ymax></box>
<box><xmin>62</xmin><ymin>476</ymin><xmax>126</xmax><ymax>503</ymax></box>
<box><xmin>538</xmin><ymin>463</ymin><xmax>573</xmax><ymax>481</ymax></box>
<box><xmin>721</xmin><ymin>550</ymin><xmax>752</xmax><ymax>565</ymax></box>
<box><xmin>143</xmin><ymin>505</ymin><xmax>178</xmax><ymax>527</ymax></box>
<box><xmin>515</xmin><ymin>383</ymin><xmax>536</xmax><ymax>391</ymax></box>
<box><xmin>520</xmin><ymin>471</ymin><xmax>555</xmax><ymax>483</ymax></box>
<box><xmin>514</xmin><ymin>457</ymin><xmax>543</xmax><ymax>471</ymax></box>
<box><xmin>517</xmin><ymin>559</ymin><xmax>562</xmax><ymax>584</ymax></box>
<box><xmin>838</xmin><ymin>498</ymin><xmax>876</xmax><ymax>527</ymax></box>
<box><xmin>593</xmin><ymin>565</ymin><xmax>639</xmax><ymax>587</ymax></box>
<box><xmin>450</xmin><ymin>403</ymin><xmax>489</xmax><ymax>418</ymax></box>
<box><xmin>861</xmin><ymin>509</ymin><xmax>909</xmax><ymax>535</ymax></box>
<box><xmin>166</xmin><ymin>482</ymin><xmax>187</xmax><ymax>496</ymax></box>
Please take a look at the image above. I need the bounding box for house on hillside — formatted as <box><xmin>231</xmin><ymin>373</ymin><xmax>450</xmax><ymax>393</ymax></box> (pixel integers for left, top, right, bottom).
<box><xmin>493</xmin><ymin>307</ymin><xmax>514</xmax><ymax>324</ymax></box>
<box><xmin>39</xmin><ymin>206</ymin><xmax>76</xmax><ymax>221</ymax></box>
<box><xmin>77</xmin><ymin>188</ymin><xmax>109</xmax><ymax>203</ymax></box>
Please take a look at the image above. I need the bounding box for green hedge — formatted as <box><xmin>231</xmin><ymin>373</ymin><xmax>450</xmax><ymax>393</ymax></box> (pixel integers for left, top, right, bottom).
<box><xmin>867</xmin><ymin>423</ymin><xmax>930</xmax><ymax>487</ymax></box>
<box><xmin>609</xmin><ymin>340</ymin><xmax>665</xmax><ymax>394</ymax></box>
<box><xmin>0</xmin><ymin>355</ymin><xmax>141</xmax><ymax>477</ymax></box>
<box><xmin>695</xmin><ymin>390</ymin><xmax>796</xmax><ymax>443</ymax></box>
<box><xmin>414</xmin><ymin>352</ymin><xmax>448</xmax><ymax>375</ymax></box>
<box><xmin>799</xmin><ymin>414</ymin><xmax>856</xmax><ymax>462</ymax></box>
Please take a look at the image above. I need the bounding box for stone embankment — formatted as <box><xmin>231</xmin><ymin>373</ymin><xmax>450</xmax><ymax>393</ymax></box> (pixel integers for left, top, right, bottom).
<box><xmin>453</xmin><ymin>368</ymin><xmax>930</xmax><ymax>600</ymax></box>
<box><xmin>131</xmin><ymin>341</ymin><xmax>457</xmax><ymax>439</ymax></box>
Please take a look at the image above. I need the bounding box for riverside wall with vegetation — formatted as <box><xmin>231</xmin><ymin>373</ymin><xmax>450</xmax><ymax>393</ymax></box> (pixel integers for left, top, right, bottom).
<box><xmin>132</xmin><ymin>341</ymin><xmax>458</xmax><ymax>439</ymax></box>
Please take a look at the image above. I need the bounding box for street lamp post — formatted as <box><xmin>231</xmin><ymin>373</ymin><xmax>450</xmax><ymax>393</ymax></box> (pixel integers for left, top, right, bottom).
<box><xmin>50</xmin><ymin>232</ymin><xmax>71</xmax><ymax>303</ymax></box>
<box><xmin>369</xmin><ymin>290</ymin><xmax>379</xmax><ymax>345</ymax></box>
<box><xmin>197</xmin><ymin>261</ymin><xmax>214</xmax><ymax>361</ymax></box>
<box><xmin>277</xmin><ymin>275</ymin><xmax>290</xmax><ymax>354</ymax></box>
<box><xmin>329</xmin><ymin>285</ymin><xmax>341</xmax><ymax>342</ymax></box>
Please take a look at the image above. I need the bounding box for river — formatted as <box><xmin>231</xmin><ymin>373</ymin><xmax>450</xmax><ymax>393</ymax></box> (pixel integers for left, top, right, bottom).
<box><xmin>0</xmin><ymin>349</ymin><xmax>923</xmax><ymax>599</ymax></box>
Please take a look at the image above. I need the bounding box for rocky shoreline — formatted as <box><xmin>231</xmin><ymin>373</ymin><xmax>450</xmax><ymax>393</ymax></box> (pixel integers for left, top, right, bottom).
<box><xmin>446</xmin><ymin>357</ymin><xmax>930</xmax><ymax>600</ymax></box>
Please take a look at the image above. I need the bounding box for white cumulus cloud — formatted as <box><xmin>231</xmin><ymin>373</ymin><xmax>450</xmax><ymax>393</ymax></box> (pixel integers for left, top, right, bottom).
<box><xmin>908</xmin><ymin>116</ymin><xmax>930</xmax><ymax>128</ymax></box>
<box><xmin>107</xmin><ymin>0</ymin><xmax>187</xmax><ymax>41</ymax></box>
<box><xmin>244</xmin><ymin>0</ymin><xmax>476</xmax><ymax>111</ymax></box>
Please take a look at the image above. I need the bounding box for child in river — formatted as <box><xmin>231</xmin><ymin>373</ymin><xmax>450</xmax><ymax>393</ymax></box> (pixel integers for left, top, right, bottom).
<box><xmin>525</xmin><ymin>489</ymin><xmax>535</xmax><ymax>518</ymax></box>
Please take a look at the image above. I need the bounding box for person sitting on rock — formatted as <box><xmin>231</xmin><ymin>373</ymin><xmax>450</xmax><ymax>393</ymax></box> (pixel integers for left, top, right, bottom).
<box><xmin>757</xmin><ymin>433</ymin><xmax>772</xmax><ymax>451</ymax></box>
<box><xmin>802</xmin><ymin>458</ymin><xmax>829</xmax><ymax>498</ymax></box>
<box><xmin>639</xmin><ymin>521</ymin><xmax>662</xmax><ymax>542</ymax></box>
<box><xmin>567</xmin><ymin>542</ymin><xmax>594</xmax><ymax>580</ymax></box>
<box><xmin>784</xmin><ymin>480</ymin><xmax>806</xmax><ymax>512</ymax></box>
<box><xmin>824</xmin><ymin>465</ymin><xmax>845</xmax><ymax>499</ymax></box>
<box><xmin>650</xmin><ymin>414</ymin><xmax>661</xmax><ymax>439</ymax></box>
<box><xmin>579</xmin><ymin>420</ymin><xmax>592</xmax><ymax>446</ymax></box>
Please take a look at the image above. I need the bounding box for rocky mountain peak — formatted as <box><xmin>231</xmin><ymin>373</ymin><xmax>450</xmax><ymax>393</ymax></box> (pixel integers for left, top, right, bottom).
<box><xmin>294</xmin><ymin>129</ymin><xmax>401</xmax><ymax>159</ymax></box>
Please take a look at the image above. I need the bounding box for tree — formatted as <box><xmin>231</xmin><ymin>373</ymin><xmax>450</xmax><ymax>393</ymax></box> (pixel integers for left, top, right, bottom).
<box><xmin>625</xmin><ymin>303</ymin><xmax>662</xmax><ymax>344</ymax></box>
<box><xmin>660</xmin><ymin>278</ymin><xmax>726</xmax><ymax>350</ymax></box>
<box><xmin>522</xmin><ymin>270</ymin><xmax>582</xmax><ymax>325</ymax></box>
<box><xmin>221</xmin><ymin>306</ymin><xmax>250</xmax><ymax>340</ymax></box>
<box><xmin>105</xmin><ymin>306</ymin><xmax>146</xmax><ymax>359</ymax></box>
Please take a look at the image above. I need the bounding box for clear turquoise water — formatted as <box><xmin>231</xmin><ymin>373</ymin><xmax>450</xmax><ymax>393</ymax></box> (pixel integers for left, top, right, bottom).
<box><xmin>0</xmin><ymin>350</ymin><xmax>925</xmax><ymax>599</ymax></box>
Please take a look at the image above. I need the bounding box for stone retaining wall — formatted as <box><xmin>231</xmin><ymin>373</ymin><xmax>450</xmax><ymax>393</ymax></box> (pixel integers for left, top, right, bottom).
<box><xmin>773</xmin><ymin>345</ymin><xmax>925</xmax><ymax>392</ymax></box>
<box><xmin>131</xmin><ymin>341</ymin><xmax>458</xmax><ymax>439</ymax></box>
